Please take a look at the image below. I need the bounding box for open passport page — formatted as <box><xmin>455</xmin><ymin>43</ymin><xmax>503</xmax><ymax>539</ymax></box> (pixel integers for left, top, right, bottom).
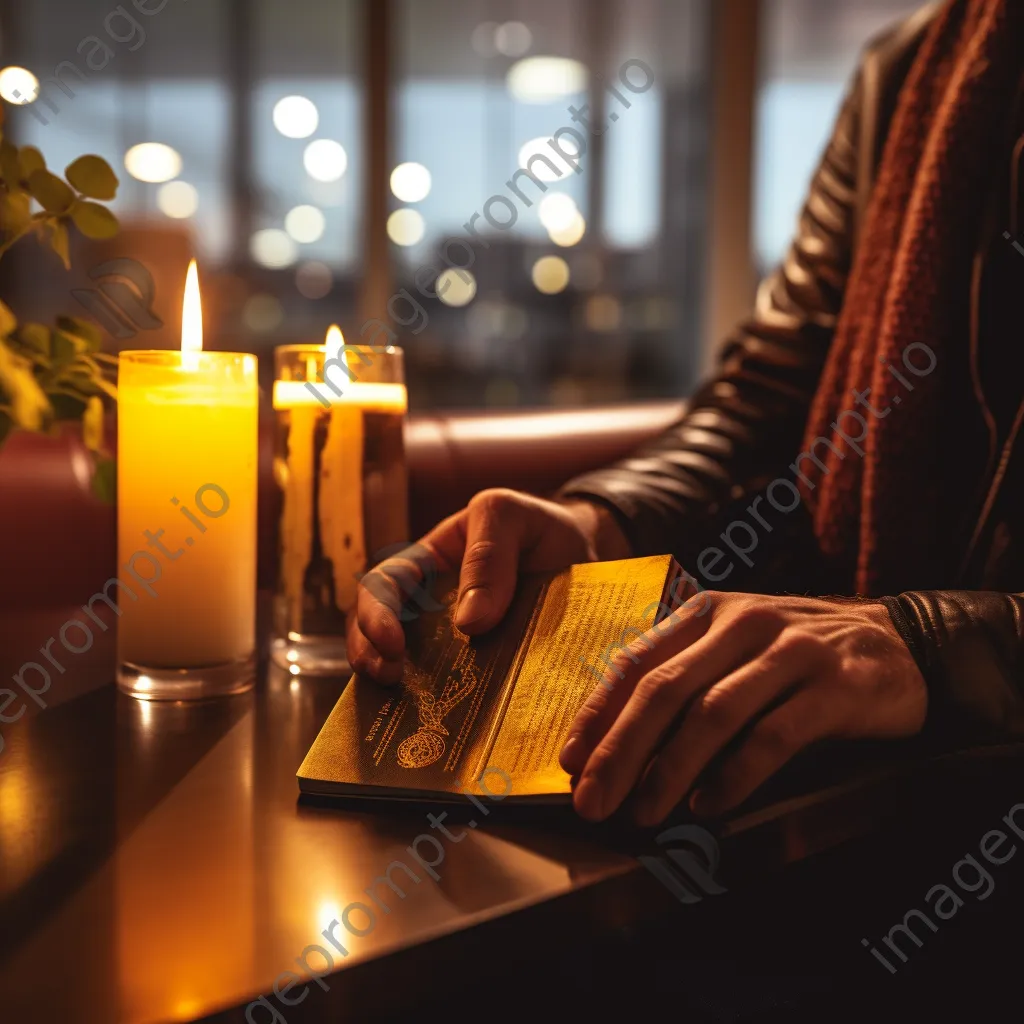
<box><xmin>297</xmin><ymin>554</ymin><xmax>687</xmax><ymax>803</ymax></box>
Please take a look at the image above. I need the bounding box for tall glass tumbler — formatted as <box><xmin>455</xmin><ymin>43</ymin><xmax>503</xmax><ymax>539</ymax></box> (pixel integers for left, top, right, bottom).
<box><xmin>271</xmin><ymin>343</ymin><xmax>409</xmax><ymax>674</ymax></box>
<box><xmin>117</xmin><ymin>350</ymin><xmax>259</xmax><ymax>700</ymax></box>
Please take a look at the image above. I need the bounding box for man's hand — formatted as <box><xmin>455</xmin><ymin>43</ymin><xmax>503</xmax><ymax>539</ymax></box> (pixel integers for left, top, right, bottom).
<box><xmin>558</xmin><ymin>593</ymin><xmax>928</xmax><ymax>824</ymax></box>
<box><xmin>347</xmin><ymin>489</ymin><xmax>631</xmax><ymax>683</ymax></box>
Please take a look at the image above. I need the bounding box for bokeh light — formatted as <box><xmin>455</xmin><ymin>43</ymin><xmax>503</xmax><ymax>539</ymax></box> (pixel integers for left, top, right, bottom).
<box><xmin>538</xmin><ymin>193</ymin><xmax>578</xmax><ymax>233</ymax></box>
<box><xmin>303</xmin><ymin>140</ymin><xmax>348</xmax><ymax>182</ymax></box>
<box><xmin>390</xmin><ymin>162</ymin><xmax>432</xmax><ymax>203</ymax></box>
<box><xmin>250</xmin><ymin>228</ymin><xmax>298</xmax><ymax>268</ymax></box>
<box><xmin>517</xmin><ymin>136</ymin><xmax>575</xmax><ymax>183</ymax></box>
<box><xmin>507</xmin><ymin>57</ymin><xmax>587</xmax><ymax>103</ymax></box>
<box><xmin>242</xmin><ymin>294</ymin><xmax>284</xmax><ymax>332</ymax></box>
<box><xmin>0</xmin><ymin>66</ymin><xmax>39</xmax><ymax>104</ymax></box>
<box><xmin>272</xmin><ymin>95</ymin><xmax>319</xmax><ymax>139</ymax></box>
<box><xmin>284</xmin><ymin>205</ymin><xmax>326</xmax><ymax>243</ymax></box>
<box><xmin>495</xmin><ymin>22</ymin><xmax>532</xmax><ymax>57</ymax></box>
<box><xmin>437</xmin><ymin>269</ymin><xmax>477</xmax><ymax>307</ymax></box>
<box><xmin>157</xmin><ymin>181</ymin><xmax>199</xmax><ymax>219</ymax></box>
<box><xmin>295</xmin><ymin>261</ymin><xmax>333</xmax><ymax>299</ymax></box>
<box><xmin>531</xmin><ymin>255</ymin><xmax>570</xmax><ymax>294</ymax></box>
<box><xmin>124</xmin><ymin>143</ymin><xmax>182</xmax><ymax>183</ymax></box>
<box><xmin>548</xmin><ymin>211</ymin><xmax>586</xmax><ymax>246</ymax></box>
<box><xmin>386</xmin><ymin>208</ymin><xmax>425</xmax><ymax>246</ymax></box>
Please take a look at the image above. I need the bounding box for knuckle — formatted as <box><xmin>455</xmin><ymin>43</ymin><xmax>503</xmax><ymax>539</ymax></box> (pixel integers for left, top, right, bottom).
<box><xmin>468</xmin><ymin>488</ymin><xmax>517</xmax><ymax>516</ymax></box>
<box><xmin>635</xmin><ymin>665</ymin><xmax>685</xmax><ymax>711</ymax></box>
<box><xmin>694</xmin><ymin>686</ymin><xmax>740</xmax><ymax>731</ymax></box>
<box><xmin>772</xmin><ymin>628</ymin><xmax>824</xmax><ymax>661</ymax></box>
<box><xmin>729</xmin><ymin>604</ymin><xmax>785</xmax><ymax>633</ymax></box>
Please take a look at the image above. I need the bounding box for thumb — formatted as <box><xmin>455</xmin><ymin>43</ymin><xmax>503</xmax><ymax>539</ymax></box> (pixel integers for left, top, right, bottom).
<box><xmin>453</xmin><ymin>491</ymin><xmax>531</xmax><ymax>633</ymax></box>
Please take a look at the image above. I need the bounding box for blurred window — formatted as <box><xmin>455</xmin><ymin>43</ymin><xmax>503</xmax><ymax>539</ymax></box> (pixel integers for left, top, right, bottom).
<box><xmin>3</xmin><ymin>0</ymin><xmax>712</xmax><ymax>408</ymax></box>
<box><xmin>755</xmin><ymin>0</ymin><xmax>925</xmax><ymax>272</ymax></box>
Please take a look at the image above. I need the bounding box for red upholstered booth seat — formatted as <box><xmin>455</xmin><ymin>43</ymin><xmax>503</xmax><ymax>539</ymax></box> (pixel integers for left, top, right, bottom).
<box><xmin>0</xmin><ymin>400</ymin><xmax>684</xmax><ymax>611</ymax></box>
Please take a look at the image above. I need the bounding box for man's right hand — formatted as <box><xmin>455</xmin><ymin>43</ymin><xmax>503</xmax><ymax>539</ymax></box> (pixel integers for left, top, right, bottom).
<box><xmin>346</xmin><ymin>488</ymin><xmax>631</xmax><ymax>683</ymax></box>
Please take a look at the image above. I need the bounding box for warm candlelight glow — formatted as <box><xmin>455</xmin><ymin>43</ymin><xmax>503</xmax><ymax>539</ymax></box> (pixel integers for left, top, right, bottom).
<box><xmin>182</xmin><ymin>260</ymin><xmax>202</xmax><ymax>369</ymax></box>
<box><xmin>325</xmin><ymin>324</ymin><xmax>343</xmax><ymax>365</ymax></box>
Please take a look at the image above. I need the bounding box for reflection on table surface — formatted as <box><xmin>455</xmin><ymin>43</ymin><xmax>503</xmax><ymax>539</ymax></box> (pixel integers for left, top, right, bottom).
<box><xmin>0</xmin><ymin>627</ymin><xmax>636</xmax><ymax>1024</ymax></box>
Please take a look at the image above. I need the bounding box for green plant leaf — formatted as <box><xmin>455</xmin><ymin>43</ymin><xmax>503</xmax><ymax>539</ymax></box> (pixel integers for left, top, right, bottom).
<box><xmin>0</xmin><ymin>341</ymin><xmax>51</xmax><ymax>430</ymax></box>
<box><xmin>70</xmin><ymin>201</ymin><xmax>119</xmax><ymax>240</ymax></box>
<box><xmin>19</xmin><ymin>322</ymin><xmax>51</xmax><ymax>358</ymax></box>
<box><xmin>0</xmin><ymin>191</ymin><xmax>31</xmax><ymax>236</ymax></box>
<box><xmin>28</xmin><ymin>169</ymin><xmax>75</xmax><ymax>214</ymax></box>
<box><xmin>93</xmin><ymin>376</ymin><xmax>117</xmax><ymax>400</ymax></box>
<box><xmin>83</xmin><ymin>395</ymin><xmax>103</xmax><ymax>450</ymax></box>
<box><xmin>91</xmin><ymin>456</ymin><xmax>116</xmax><ymax>504</ymax></box>
<box><xmin>51</xmin><ymin>329</ymin><xmax>88</xmax><ymax>368</ymax></box>
<box><xmin>0</xmin><ymin>299</ymin><xmax>15</xmax><ymax>337</ymax></box>
<box><xmin>48</xmin><ymin>219</ymin><xmax>70</xmax><ymax>269</ymax></box>
<box><xmin>56</xmin><ymin>315</ymin><xmax>103</xmax><ymax>352</ymax></box>
<box><xmin>18</xmin><ymin>146</ymin><xmax>45</xmax><ymax>180</ymax></box>
<box><xmin>65</xmin><ymin>155</ymin><xmax>118</xmax><ymax>200</ymax></box>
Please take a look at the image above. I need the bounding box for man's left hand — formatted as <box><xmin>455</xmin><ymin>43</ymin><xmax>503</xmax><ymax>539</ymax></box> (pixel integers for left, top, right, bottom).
<box><xmin>558</xmin><ymin>592</ymin><xmax>928</xmax><ymax>825</ymax></box>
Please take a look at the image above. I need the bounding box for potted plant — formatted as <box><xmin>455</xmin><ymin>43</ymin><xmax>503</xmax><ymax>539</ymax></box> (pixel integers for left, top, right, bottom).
<box><xmin>0</xmin><ymin>99</ymin><xmax>121</xmax><ymax>500</ymax></box>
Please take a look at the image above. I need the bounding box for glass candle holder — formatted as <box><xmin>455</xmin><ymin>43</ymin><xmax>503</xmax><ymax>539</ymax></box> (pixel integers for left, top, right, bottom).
<box><xmin>116</xmin><ymin>350</ymin><xmax>258</xmax><ymax>700</ymax></box>
<box><xmin>271</xmin><ymin>343</ymin><xmax>408</xmax><ymax>675</ymax></box>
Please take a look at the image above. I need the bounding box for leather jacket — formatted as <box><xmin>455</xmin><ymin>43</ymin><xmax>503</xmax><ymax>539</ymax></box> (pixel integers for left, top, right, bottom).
<box><xmin>560</xmin><ymin>4</ymin><xmax>1024</xmax><ymax>750</ymax></box>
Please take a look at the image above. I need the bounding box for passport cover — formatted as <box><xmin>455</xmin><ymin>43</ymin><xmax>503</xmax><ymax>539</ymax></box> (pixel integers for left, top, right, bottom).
<box><xmin>297</xmin><ymin>554</ymin><xmax>682</xmax><ymax>803</ymax></box>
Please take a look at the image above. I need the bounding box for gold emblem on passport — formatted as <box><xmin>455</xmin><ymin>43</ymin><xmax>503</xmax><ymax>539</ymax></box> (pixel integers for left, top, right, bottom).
<box><xmin>397</xmin><ymin>643</ymin><xmax>480</xmax><ymax>769</ymax></box>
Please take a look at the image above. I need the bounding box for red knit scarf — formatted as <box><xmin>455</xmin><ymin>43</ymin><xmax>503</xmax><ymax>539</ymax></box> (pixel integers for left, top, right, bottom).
<box><xmin>799</xmin><ymin>0</ymin><xmax>1023</xmax><ymax>595</ymax></box>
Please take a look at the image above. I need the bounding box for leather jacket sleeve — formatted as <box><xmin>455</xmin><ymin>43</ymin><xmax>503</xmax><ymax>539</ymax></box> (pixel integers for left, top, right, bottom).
<box><xmin>883</xmin><ymin>592</ymin><xmax>1024</xmax><ymax>746</ymax></box>
<box><xmin>558</xmin><ymin>50</ymin><xmax>1024</xmax><ymax>752</ymax></box>
<box><xmin>559</xmin><ymin>70</ymin><xmax>863</xmax><ymax>592</ymax></box>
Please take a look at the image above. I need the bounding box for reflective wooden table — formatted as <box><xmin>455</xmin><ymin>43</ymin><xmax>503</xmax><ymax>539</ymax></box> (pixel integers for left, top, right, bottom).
<box><xmin>4</xmin><ymin>600</ymin><xmax>1024</xmax><ymax>1023</ymax></box>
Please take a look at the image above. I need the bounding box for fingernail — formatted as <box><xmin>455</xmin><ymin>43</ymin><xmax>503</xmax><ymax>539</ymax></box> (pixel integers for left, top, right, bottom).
<box><xmin>573</xmin><ymin>777</ymin><xmax>604</xmax><ymax>821</ymax></box>
<box><xmin>455</xmin><ymin>587</ymin><xmax>490</xmax><ymax>628</ymax></box>
<box><xmin>559</xmin><ymin>735</ymin><xmax>585</xmax><ymax>774</ymax></box>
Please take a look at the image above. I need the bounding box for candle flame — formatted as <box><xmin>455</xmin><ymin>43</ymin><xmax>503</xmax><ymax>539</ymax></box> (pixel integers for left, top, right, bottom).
<box><xmin>181</xmin><ymin>259</ymin><xmax>203</xmax><ymax>367</ymax></box>
<box><xmin>325</xmin><ymin>324</ymin><xmax>343</xmax><ymax>365</ymax></box>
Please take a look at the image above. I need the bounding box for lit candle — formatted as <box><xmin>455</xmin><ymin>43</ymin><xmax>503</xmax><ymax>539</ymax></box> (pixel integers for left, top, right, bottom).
<box><xmin>117</xmin><ymin>261</ymin><xmax>259</xmax><ymax>698</ymax></box>
<box><xmin>271</xmin><ymin>328</ymin><xmax>407</xmax><ymax>673</ymax></box>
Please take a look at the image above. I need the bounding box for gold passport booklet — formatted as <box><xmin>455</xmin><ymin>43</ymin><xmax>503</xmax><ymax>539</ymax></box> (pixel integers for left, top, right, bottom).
<box><xmin>297</xmin><ymin>554</ymin><xmax>685</xmax><ymax>803</ymax></box>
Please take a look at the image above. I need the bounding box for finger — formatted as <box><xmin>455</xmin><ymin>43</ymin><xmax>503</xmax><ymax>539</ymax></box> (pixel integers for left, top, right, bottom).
<box><xmin>559</xmin><ymin>602</ymin><xmax>713</xmax><ymax>776</ymax></box>
<box><xmin>572</xmin><ymin>607</ymin><xmax>785</xmax><ymax>822</ymax></box>
<box><xmin>356</xmin><ymin>524</ymin><xmax>463</xmax><ymax>654</ymax></box>
<box><xmin>633</xmin><ymin>630</ymin><xmax>832</xmax><ymax>825</ymax></box>
<box><xmin>345</xmin><ymin>611</ymin><xmax>404</xmax><ymax>684</ymax></box>
<box><xmin>453</xmin><ymin>497</ymin><xmax>523</xmax><ymax>632</ymax></box>
<box><xmin>691</xmin><ymin>685</ymin><xmax>847</xmax><ymax>816</ymax></box>
<box><xmin>354</xmin><ymin>568</ymin><xmax>406</xmax><ymax>658</ymax></box>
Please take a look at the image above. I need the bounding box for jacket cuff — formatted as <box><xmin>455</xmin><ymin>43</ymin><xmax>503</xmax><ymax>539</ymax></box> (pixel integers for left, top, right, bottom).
<box><xmin>880</xmin><ymin>590</ymin><xmax>1024</xmax><ymax>751</ymax></box>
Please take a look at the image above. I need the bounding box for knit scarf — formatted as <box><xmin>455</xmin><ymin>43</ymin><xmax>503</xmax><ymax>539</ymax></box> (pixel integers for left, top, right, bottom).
<box><xmin>800</xmin><ymin>0</ymin><xmax>1023</xmax><ymax>595</ymax></box>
